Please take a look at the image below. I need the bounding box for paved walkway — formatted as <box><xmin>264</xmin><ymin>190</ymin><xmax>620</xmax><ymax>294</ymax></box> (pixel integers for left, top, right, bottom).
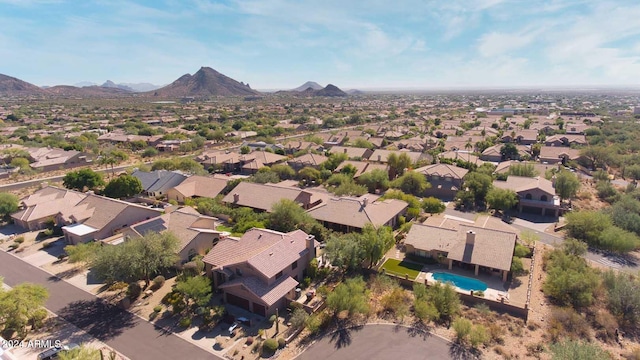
<box><xmin>297</xmin><ymin>324</ymin><xmax>457</xmax><ymax>360</ymax></box>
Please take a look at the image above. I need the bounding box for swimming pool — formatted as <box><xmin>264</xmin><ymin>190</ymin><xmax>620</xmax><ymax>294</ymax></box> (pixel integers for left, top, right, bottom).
<box><xmin>431</xmin><ymin>272</ymin><xmax>488</xmax><ymax>291</ymax></box>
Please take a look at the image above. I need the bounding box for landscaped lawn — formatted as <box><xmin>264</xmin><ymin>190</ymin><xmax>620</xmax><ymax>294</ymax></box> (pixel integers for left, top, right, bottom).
<box><xmin>216</xmin><ymin>224</ymin><xmax>233</xmax><ymax>232</ymax></box>
<box><xmin>380</xmin><ymin>258</ymin><xmax>423</xmax><ymax>280</ymax></box>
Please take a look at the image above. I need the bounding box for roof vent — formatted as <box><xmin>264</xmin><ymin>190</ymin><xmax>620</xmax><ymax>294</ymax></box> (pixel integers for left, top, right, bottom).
<box><xmin>269</xmin><ymin>252</ymin><xmax>273</xmax><ymax>256</ymax></box>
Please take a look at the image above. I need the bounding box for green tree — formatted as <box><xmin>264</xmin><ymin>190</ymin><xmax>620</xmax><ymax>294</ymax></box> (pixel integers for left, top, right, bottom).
<box><xmin>331</xmin><ymin>181</ymin><xmax>368</xmax><ymax>196</ymax></box>
<box><xmin>452</xmin><ymin>317</ymin><xmax>472</xmax><ymax>342</ymax></box>
<box><xmin>564</xmin><ymin>211</ymin><xmax>612</xmax><ymax>245</ymax></box>
<box><xmin>326</xmin><ymin>277</ymin><xmax>369</xmax><ymax>317</ymax></box>
<box><xmin>63</xmin><ymin>168</ymin><xmax>105</xmax><ymax>191</ymax></box>
<box><xmin>176</xmin><ymin>276</ymin><xmax>212</xmax><ymax>308</ymax></box>
<box><xmin>0</xmin><ymin>192</ymin><xmax>19</xmax><ymax>218</ymax></box>
<box><xmin>357</xmin><ymin>169</ymin><xmax>390</xmax><ymax>193</ymax></box>
<box><xmin>602</xmin><ymin>270</ymin><xmax>640</xmax><ymax>330</ymax></box>
<box><xmin>549</xmin><ymin>340</ymin><xmax>610</xmax><ymax>360</ymax></box>
<box><xmin>360</xmin><ymin>225</ymin><xmax>394</xmax><ymax>268</ymax></box>
<box><xmin>240</xmin><ymin>145</ymin><xmax>251</xmax><ymax>154</ymax></box>
<box><xmin>10</xmin><ymin>157</ymin><xmax>33</xmax><ymax>175</ymax></box>
<box><xmin>391</xmin><ymin>171</ymin><xmax>429</xmax><ymax>196</ymax></box>
<box><xmin>91</xmin><ymin>232</ymin><xmax>179</xmax><ymax>286</ymax></box>
<box><xmin>353</xmin><ymin>138</ymin><xmax>374</xmax><ymax>149</ymax></box>
<box><xmin>250</xmin><ymin>170</ymin><xmax>280</xmax><ymax>184</ymax></box>
<box><xmin>64</xmin><ymin>241</ymin><xmax>101</xmax><ymax>266</ymax></box>
<box><xmin>321</xmin><ymin>153</ymin><xmax>348</xmax><ymax>172</ymax></box>
<box><xmin>462</xmin><ymin>172</ymin><xmax>493</xmax><ymax>207</ymax></box>
<box><xmin>103</xmin><ymin>174</ymin><xmax>143</xmax><ymax>199</ymax></box>
<box><xmin>141</xmin><ymin>147</ymin><xmax>158</xmax><ymax>158</ymax></box>
<box><xmin>500</xmin><ymin>143</ymin><xmax>519</xmax><ymax>160</ymax></box>
<box><xmin>324</xmin><ymin>232</ymin><xmax>365</xmax><ymax>271</ymax></box>
<box><xmin>269</xmin><ymin>199</ymin><xmax>316</xmax><ymax>233</ymax></box>
<box><xmin>624</xmin><ymin>164</ymin><xmax>640</xmax><ymax>182</ymax></box>
<box><xmin>579</xmin><ymin>146</ymin><xmax>611</xmax><ymax>170</ymax></box>
<box><xmin>425</xmin><ymin>283</ymin><xmax>460</xmax><ymax>323</ymax></box>
<box><xmin>290</xmin><ymin>307</ymin><xmax>309</xmax><ymax>329</ymax></box>
<box><xmin>508</xmin><ymin>163</ymin><xmax>537</xmax><ymax>177</ymax></box>
<box><xmin>297</xmin><ymin>167</ymin><xmax>321</xmax><ymax>185</ymax></box>
<box><xmin>339</xmin><ymin>164</ymin><xmax>358</xmax><ymax>178</ymax></box>
<box><xmin>555</xmin><ymin>170</ymin><xmax>580</xmax><ymax>202</ymax></box>
<box><xmin>0</xmin><ymin>279</ymin><xmax>49</xmax><ymax>337</ymax></box>
<box><xmin>543</xmin><ymin>249</ymin><xmax>600</xmax><ymax>307</ymax></box>
<box><xmin>422</xmin><ymin>197</ymin><xmax>445</xmax><ymax>214</ymax></box>
<box><xmin>387</xmin><ymin>152</ymin><xmax>413</xmax><ymax>179</ymax></box>
<box><xmin>271</xmin><ymin>164</ymin><xmax>296</xmax><ymax>180</ymax></box>
<box><xmin>485</xmin><ymin>187</ymin><xmax>518</xmax><ymax>214</ymax></box>
<box><xmin>598</xmin><ymin>226</ymin><xmax>640</xmax><ymax>253</ymax></box>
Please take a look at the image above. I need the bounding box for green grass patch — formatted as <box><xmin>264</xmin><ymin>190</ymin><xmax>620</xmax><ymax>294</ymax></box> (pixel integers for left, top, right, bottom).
<box><xmin>216</xmin><ymin>225</ymin><xmax>233</xmax><ymax>232</ymax></box>
<box><xmin>380</xmin><ymin>258</ymin><xmax>422</xmax><ymax>280</ymax></box>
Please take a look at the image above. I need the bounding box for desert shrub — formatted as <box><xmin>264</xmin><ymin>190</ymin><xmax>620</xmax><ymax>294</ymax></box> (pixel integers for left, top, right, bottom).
<box><xmin>149</xmin><ymin>311</ymin><xmax>158</xmax><ymax>320</ymax></box>
<box><xmin>178</xmin><ymin>317</ymin><xmax>191</xmax><ymax>328</ymax></box>
<box><xmin>474</xmin><ymin>302</ymin><xmax>490</xmax><ymax>315</ymax></box>
<box><xmin>511</xmin><ymin>257</ymin><xmax>526</xmax><ymax>275</ymax></box>
<box><xmin>548</xmin><ymin>308</ymin><xmax>590</xmax><ymax>341</ymax></box>
<box><xmin>14</xmin><ymin>236</ymin><xmax>24</xmax><ymax>244</ymax></box>
<box><xmin>8</xmin><ymin>243</ymin><xmax>19</xmax><ymax>250</ymax></box>
<box><xmin>127</xmin><ymin>282</ymin><xmax>142</xmax><ymax>300</ymax></box>
<box><xmin>543</xmin><ymin>249</ymin><xmax>600</xmax><ymax>308</ymax></box>
<box><xmin>262</xmin><ymin>338</ymin><xmax>278</xmax><ymax>355</ymax></box>
<box><xmin>380</xmin><ymin>287</ymin><xmax>410</xmax><ymax>319</ymax></box>
<box><xmin>488</xmin><ymin>323</ymin><xmax>504</xmax><ymax>345</ymax></box>
<box><xmin>152</xmin><ymin>275</ymin><xmax>165</xmax><ymax>290</ymax></box>
<box><xmin>602</xmin><ymin>270</ymin><xmax>640</xmax><ymax>330</ymax></box>
<box><xmin>277</xmin><ymin>338</ymin><xmax>286</xmax><ymax>348</ymax></box>
<box><xmin>452</xmin><ymin>317</ymin><xmax>472</xmax><ymax>342</ymax></box>
<box><xmin>469</xmin><ymin>324</ymin><xmax>490</xmax><ymax>348</ymax></box>
<box><xmin>269</xmin><ymin>314</ymin><xmax>277</xmax><ymax>323</ymax></box>
<box><xmin>41</xmin><ymin>242</ymin><xmax>53</xmax><ymax>249</ymax></box>
<box><xmin>526</xmin><ymin>342</ymin><xmax>545</xmax><ymax>357</ymax></box>
<box><xmin>301</xmin><ymin>277</ymin><xmax>311</xmax><ymax>289</ymax></box>
<box><xmin>305</xmin><ymin>312</ymin><xmax>329</xmax><ymax>335</ymax></box>
<box><xmin>514</xmin><ymin>243</ymin><xmax>532</xmax><ymax>258</ymax></box>
<box><xmin>108</xmin><ymin>281</ymin><xmax>128</xmax><ymax>292</ymax></box>
<box><xmin>414</xmin><ymin>300</ymin><xmax>438</xmax><ymax>323</ymax></box>
<box><xmin>153</xmin><ymin>305</ymin><xmax>163</xmax><ymax>313</ymax></box>
<box><xmin>549</xmin><ymin>339</ymin><xmax>610</xmax><ymax>360</ymax></box>
<box><xmin>290</xmin><ymin>308</ymin><xmax>309</xmax><ymax>329</ymax></box>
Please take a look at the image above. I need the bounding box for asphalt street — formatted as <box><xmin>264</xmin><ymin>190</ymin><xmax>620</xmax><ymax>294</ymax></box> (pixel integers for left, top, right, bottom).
<box><xmin>0</xmin><ymin>250</ymin><xmax>217</xmax><ymax>360</ymax></box>
<box><xmin>298</xmin><ymin>324</ymin><xmax>456</xmax><ymax>360</ymax></box>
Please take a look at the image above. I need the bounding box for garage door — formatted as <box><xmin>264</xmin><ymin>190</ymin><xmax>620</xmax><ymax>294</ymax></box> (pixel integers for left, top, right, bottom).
<box><xmin>226</xmin><ymin>293</ymin><xmax>250</xmax><ymax>311</ymax></box>
<box><xmin>522</xmin><ymin>206</ymin><xmax>543</xmax><ymax>215</ymax></box>
<box><xmin>253</xmin><ymin>303</ymin><xmax>266</xmax><ymax>316</ymax></box>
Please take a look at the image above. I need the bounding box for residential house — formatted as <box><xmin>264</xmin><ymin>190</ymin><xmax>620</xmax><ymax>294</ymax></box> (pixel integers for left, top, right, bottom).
<box><xmin>538</xmin><ymin>146</ymin><xmax>582</xmax><ymax>165</ymax></box>
<box><xmin>438</xmin><ymin>151</ymin><xmax>484</xmax><ymax>166</ymax></box>
<box><xmin>240</xmin><ymin>151</ymin><xmax>287</xmax><ymax>174</ymax></box>
<box><xmin>564</xmin><ymin>123</ymin><xmax>590</xmax><ymax>135</ymax></box>
<box><xmin>493</xmin><ymin>176</ymin><xmax>560</xmax><ymax>217</ymax></box>
<box><xmin>12</xmin><ymin>186</ymin><xmax>86</xmax><ymax>231</ymax></box>
<box><xmin>543</xmin><ymin>134</ymin><xmax>587</xmax><ymax>147</ymax></box>
<box><xmin>306</xmin><ymin>194</ymin><xmax>408</xmax><ymax>232</ymax></box>
<box><xmin>196</xmin><ymin>150</ymin><xmax>245</xmax><ymax>172</ymax></box>
<box><xmin>481</xmin><ymin>144</ymin><xmax>529</xmax><ymax>162</ymax></box>
<box><xmin>26</xmin><ymin>147</ymin><xmax>91</xmax><ymax>172</ymax></box>
<box><xmin>166</xmin><ymin>175</ymin><xmax>229</xmax><ymax>203</ymax></box>
<box><xmin>47</xmin><ymin>193</ymin><xmax>163</xmax><ymax>244</ymax></box>
<box><xmin>222</xmin><ymin>182</ymin><xmax>325</xmax><ymax>212</ymax></box>
<box><xmin>334</xmin><ymin>161</ymin><xmax>388</xmax><ymax>179</ymax></box>
<box><xmin>131</xmin><ymin>170</ymin><xmax>188</xmax><ymax>198</ymax></box>
<box><xmin>328</xmin><ymin>146</ymin><xmax>373</xmax><ymax>160</ymax></box>
<box><xmin>500</xmin><ymin>129</ymin><xmax>538</xmax><ymax>145</ymax></box>
<box><xmin>203</xmin><ymin>228</ymin><xmax>319</xmax><ymax>316</ymax></box>
<box><xmin>282</xmin><ymin>141</ymin><xmax>324</xmax><ymax>155</ymax></box>
<box><xmin>404</xmin><ymin>223</ymin><xmax>517</xmax><ymax>282</ymax></box>
<box><xmin>114</xmin><ymin>207</ymin><xmax>224</xmax><ymax>263</ymax></box>
<box><xmin>287</xmin><ymin>153</ymin><xmax>328</xmax><ymax>171</ymax></box>
<box><xmin>414</xmin><ymin>163</ymin><xmax>468</xmax><ymax>200</ymax></box>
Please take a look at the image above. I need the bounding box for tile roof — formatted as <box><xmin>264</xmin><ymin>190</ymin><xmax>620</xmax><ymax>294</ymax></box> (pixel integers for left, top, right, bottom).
<box><xmin>414</xmin><ymin>163</ymin><xmax>468</xmax><ymax>180</ymax></box>
<box><xmin>62</xmin><ymin>194</ymin><xmax>162</xmax><ymax>230</ymax></box>
<box><xmin>287</xmin><ymin>153</ymin><xmax>328</xmax><ymax>167</ymax></box>
<box><xmin>219</xmin><ymin>276</ymin><xmax>299</xmax><ymax>307</ymax></box>
<box><xmin>328</xmin><ymin>146</ymin><xmax>371</xmax><ymax>159</ymax></box>
<box><xmin>170</xmin><ymin>175</ymin><xmax>228</xmax><ymax>199</ymax></box>
<box><xmin>405</xmin><ymin>224</ymin><xmax>458</xmax><ymax>252</ymax></box>
<box><xmin>334</xmin><ymin>161</ymin><xmax>387</xmax><ymax>178</ymax></box>
<box><xmin>132</xmin><ymin>170</ymin><xmax>188</xmax><ymax>193</ymax></box>
<box><xmin>493</xmin><ymin>176</ymin><xmax>556</xmax><ymax>196</ymax></box>
<box><xmin>203</xmin><ymin>228</ymin><xmax>316</xmax><ymax>279</ymax></box>
<box><xmin>222</xmin><ymin>182</ymin><xmax>317</xmax><ymax>212</ymax></box>
<box><xmin>12</xmin><ymin>186</ymin><xmax>86</xmax><ymax>223</ymax></box>
<box><xmin>306</xmin><ymin>195</ymin><xmax>408</xmax><ymax>229</ymax></box>
<box><xmin>446</xmin><ymin>224</ymin><xmax>517</xmax><ymax>271</ymax></box>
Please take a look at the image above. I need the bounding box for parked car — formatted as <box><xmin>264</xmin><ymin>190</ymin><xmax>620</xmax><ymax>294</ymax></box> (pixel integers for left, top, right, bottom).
<box><xmin>228</xmin><ymin>322</ymin><xmax>239</xmax><ymax>335</ymax></box>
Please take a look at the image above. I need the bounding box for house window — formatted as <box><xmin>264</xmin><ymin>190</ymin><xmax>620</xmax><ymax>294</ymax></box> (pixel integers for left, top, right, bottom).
<box><xmin>291</xmin><ymin>261</ymin><xmax>298</xmax><ymax>270</ymax></box>
<box><xmin>432</xmin><ymin>175</ymin><xmax>439</xmax><ymax>180</ymax></box>
<box><xmin>525</xmin><ymin>193</ymin><xmax>532</xmax><ymax>200</ymax></box>
<box><xmin>236</xmin><ymin>268</ymin><xmax>243</xmax><ymax>276</ymax></box>
<box><xmin>541</xmin><ymin>195</ymin><xmax>548</xmax><ymax>202</ymax></box>
<box><xmin>275</xmin><ymin>271</ymin><xmax>283</xmax><ymax>280</ymax></box>
<box><xmin>444</xmin><ymin>176</ymin><xmax>452</xmax><ymax>182</ymax></box>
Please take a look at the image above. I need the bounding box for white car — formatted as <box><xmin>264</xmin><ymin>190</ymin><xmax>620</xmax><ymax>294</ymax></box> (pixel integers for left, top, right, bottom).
<box><xmin>228</xmin><ymin>322</ymin><xmax>239</xmax><ymax>335</ymax></box>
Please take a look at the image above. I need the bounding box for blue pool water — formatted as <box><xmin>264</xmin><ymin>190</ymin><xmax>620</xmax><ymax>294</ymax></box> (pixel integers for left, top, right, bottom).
<box><xmin>431</xmin><ymin>272</ymin><xmax>488</xmax><ymax>291</ymax></box>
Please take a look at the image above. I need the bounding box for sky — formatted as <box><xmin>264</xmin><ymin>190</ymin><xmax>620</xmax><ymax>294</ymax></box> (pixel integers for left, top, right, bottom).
<box><xmin>1</xmin><ymin>0</ymin><xmax>640</xmax><ymax>90</ymax></box>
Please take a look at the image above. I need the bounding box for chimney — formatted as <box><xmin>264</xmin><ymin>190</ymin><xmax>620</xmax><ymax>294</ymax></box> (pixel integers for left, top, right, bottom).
<box><xmin>362</xmin><ymin>197</ymin><xmax>369</xmax><ymax>207</ymax></box>
<box><xmin>306</xmin><ymin>234</ymin><xmax>316</xmax><ymax>259</ymax></box>
<box><xmin>377</xmin><ymin>155</ymin><xmax>382</xmax><ymax>162</ymax></box>
<box><xmin>233</xmin><ymin>193</ymin><xmax>239</xmax><ymax>202</ymax></box>
<box><xmin>466</xmin><ymin>230</ymin><xmax>476</xmax><ymax>245</ymax></box>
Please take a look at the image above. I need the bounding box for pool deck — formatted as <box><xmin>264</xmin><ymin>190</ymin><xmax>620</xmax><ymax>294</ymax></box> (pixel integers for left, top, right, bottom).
<box><xmin>425</xmin><ymin>271</ymin><xmax>510</xmax><ymax>303</ymax></box>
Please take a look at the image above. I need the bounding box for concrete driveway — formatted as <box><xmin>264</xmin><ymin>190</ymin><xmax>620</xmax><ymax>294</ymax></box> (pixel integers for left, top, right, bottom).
<box><xmin>298</xmin><ymin>324</ymin><xmax>459</xmax><ymax>360</ymax></box>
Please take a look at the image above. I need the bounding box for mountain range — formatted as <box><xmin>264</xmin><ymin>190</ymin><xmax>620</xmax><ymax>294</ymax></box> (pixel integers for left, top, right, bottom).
<box><xmin>0</xmin><ymin>68</ymin><xmax>350</xmax><ymax>98</ymax></box>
